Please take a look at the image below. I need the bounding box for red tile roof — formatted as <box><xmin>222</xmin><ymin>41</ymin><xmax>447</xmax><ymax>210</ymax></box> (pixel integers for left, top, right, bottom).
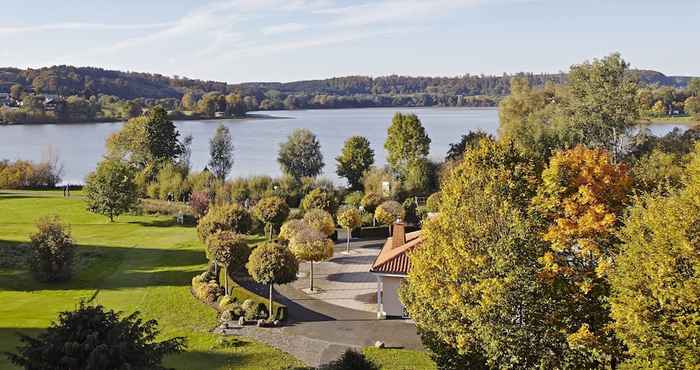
<box><xmin>370</xmin><ymin>231</ymin><xmax>423</xmax><ymax>275</ymax></box>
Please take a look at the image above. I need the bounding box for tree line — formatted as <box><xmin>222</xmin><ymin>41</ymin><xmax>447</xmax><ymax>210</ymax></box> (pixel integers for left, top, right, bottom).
<box><xmin>3</xmin><ymin>64</ymin><xmax>697</xmax><ymax>124</ymax></box>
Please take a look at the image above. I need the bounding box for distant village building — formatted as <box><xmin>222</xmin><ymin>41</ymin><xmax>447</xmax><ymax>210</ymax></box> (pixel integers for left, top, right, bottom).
<box><xmin>370</xmin><ymin>221</ymin><xmax>423</xmax><ymax>319</ymax></box>
<box><xmin>0</xmin><ymin>93</ymin><xmax>11</xmax><ymax>106</ymax></box>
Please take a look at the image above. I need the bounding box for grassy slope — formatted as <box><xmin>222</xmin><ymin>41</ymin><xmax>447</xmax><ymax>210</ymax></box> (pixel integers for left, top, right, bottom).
<box><xmin>0</xmin><ymin>190</ymin><xmax>302</xmax><ymax>370</ymax></box>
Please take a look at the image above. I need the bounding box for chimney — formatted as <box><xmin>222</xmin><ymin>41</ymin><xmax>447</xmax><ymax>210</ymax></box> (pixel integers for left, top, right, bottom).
<box><xmin>392</xmin><ymin>219</ymin><xmax>406</xmax><ymax>249</ymax></box>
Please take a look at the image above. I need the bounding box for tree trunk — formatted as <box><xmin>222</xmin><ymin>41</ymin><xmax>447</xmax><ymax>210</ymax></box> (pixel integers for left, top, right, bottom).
<box><xmin>310</xmin><ymin>261</ymin><xmax>314</xmax><ymax>291</ymax></box>
<box><xmin>269</xmin><ymin>283</ymin><xmax>274</xmax><ymax>320</ymax></box>
<box><xmin>268</xmin><ymin>224</ymin><xmax>273</xmax><ymax>240</ymax></box>
<box><xmin>223</xmin><ymin>266</ymin><xmax>228</xmax><ymax>295</ymax></box>
<box><xmin>346</xmin><ymin>228</ymin><xmax>351</xmax><ymax>253</ymax></box>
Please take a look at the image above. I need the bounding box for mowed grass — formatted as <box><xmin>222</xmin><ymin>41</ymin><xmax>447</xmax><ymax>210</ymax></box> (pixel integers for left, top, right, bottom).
<box><xmin>364</xmin><ymin>348</ymin><xmax>436</xmax><ymax>370</ymax></box>
<box><xmin>0</xmin><ymin>190</ymin><xmax>302</xmax><ymax>370</ymax></box>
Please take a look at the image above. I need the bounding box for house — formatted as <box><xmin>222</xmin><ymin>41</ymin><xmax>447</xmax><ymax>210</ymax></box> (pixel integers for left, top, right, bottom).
<box><xmin>0</xmin><ymin>93</ymin><xmax>11</xmax><ymax>107</ymax></box>
<box><xmin>370</xmin><ymin>220</ymin><xmax>423</xmax><ymax>319</ymax></box>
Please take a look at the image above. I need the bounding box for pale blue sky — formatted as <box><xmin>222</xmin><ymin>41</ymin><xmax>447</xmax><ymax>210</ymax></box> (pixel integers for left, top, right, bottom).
<box><xmin>1</xmin><ymin>0</ymin><xmax>698</xmax><ymax>83</ymax></box>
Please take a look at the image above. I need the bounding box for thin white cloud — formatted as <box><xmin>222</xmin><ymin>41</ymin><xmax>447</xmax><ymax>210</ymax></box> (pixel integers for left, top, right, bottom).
<box><xmin>262</xmin><ymin>22</ymin><xmax>307</xmax><ymax>35</ymax></box>
<box><xmin>0</xmin><ymin>22</ymin><xmax>173</xmax><ymax>34</ymax></box>
<box><xmin>315</xmin><ymin>0</ymin><xmax>481</xmax><ymax>27</ymax></box>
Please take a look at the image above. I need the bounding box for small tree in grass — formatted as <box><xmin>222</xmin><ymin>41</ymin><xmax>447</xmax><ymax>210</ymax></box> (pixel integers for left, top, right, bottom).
<box><xmin>289</xmin><ymin>227</ymin><xmax>333</xmax><ymax>291</ymax></box>
<box><xmin>374</xmin><ymin>200</ymin><xmax>405</xmax><ymax>235</ymax></box>
<box><xmin>303</xmin><ymin>208</ymin><xmax>335</xmax><ymax>237</ymax></box>
<box><xmin>246</xmin><ymin>242</ymin><xmax>299</xmax><ymax>319</ymax></box>
<box><xmin>196</xmin><ymin>204</ymin><xmax>251</xmax><ymax>243</ymax></box>
<box><xmin>29</xmin><ymin>215</ymin><xmax>74</xmax><ymax>283</ymax></box>
<box><xmin>278</xmin><ymin>219</ymin><xmax>307</xmax><ymax>242</ymax></box>
<box><xmin>336</xmin><ymin>206</ymin><xmax>362</xmax><ymax>253</ymax></box>
<box><xmin>5</xmin><ymin>303</ymin><xmax>185</xmax><ymax>370</ymax></box>
<box><xmin>206</xmin><ymin>231</ymin><xmax>250</xmax><ymax>292</ymax></box>
<box><xmin>84</xmin><ymin>158</ymin><xmax>138</xmax><ymax>222</ymax></box>
<box><xmin>253</xmin><ymin>196</ymin><xmax>290</xmax><ymax>240</ymax></box>
<box><xmin>321</xmin><ymin>349</ymin><xmax>379</xmax><ymax>370</ymax></box>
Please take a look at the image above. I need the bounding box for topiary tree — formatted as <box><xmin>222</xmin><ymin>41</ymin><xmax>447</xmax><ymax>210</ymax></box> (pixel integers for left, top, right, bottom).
<box><xmin>252</xmin><ymin>196</ymin><xmax>290</xmax><ymax>240</ymax></box>
<box><xmin>343</xmin><ymin>191</ymin><xmax>364</xmax><ymax>208</ymax></box>
<box><xmin>336</xmin><ymin>206</ymin><xmax>362</xmax><ymax>253</ymax></box>
<box><xmin>278</xmin><ymin>219</ymin><xmax>307</xmax><ymax>242</ymax></box>
<box><xmin>360</xmin><ymin>192</ymin><xmax>382</xmax><ymax>224</ymax></box>
<box><xmin>28</xmin><ymin>215</ymin><xmax>74</xmax><ymax>283</ymax></box>
<box><xmin>6</xmin><ymin>303</ymin><xmax>185</xmax><ymax>370</ymax></box>
<box><xmin>246</xmin><ymin>242</ymin><xmax>299</xmax><ymax>319</ymax></box>
<box><xmin>277</xmin><ymin>128</ymin><xmax>324</xmax><ymax>180</ymax></box>
<box><xmin>303</xmin><ymin>208</ymin><xmax>335</xmax><ymax>237</ymax></box>
<box><xmin>301</xmin><ymin>187</ymin><xmax>337</xmax><ymax>214</ymax></box>
<box><xmin>84</xmin><ymin>158</ymin><xmax>138</xmax><ymax>222</ymax></box>
<box><xmin>289</xmin><ymin>227</ymin><xmax>334</xmax><ymax>291</ymax></box>
<box><xmin>196</xmin><ymin>204</ymin><xmax>251</xmax><ymax>243</ymax></box>
<box><xmin>205</xmin><ymin>231</ymin><xmax>250</xmax><ymax>292</ymax></box>
<box><xmin>374</xmin><ymin>200</ymin><xmax>405</xmax><ymax>235</ymax></box>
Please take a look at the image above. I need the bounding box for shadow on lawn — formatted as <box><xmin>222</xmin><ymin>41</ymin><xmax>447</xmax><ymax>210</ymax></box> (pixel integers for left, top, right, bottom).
<box><xmin>0</xmin><ymin>328</ymin><xmax>270</xmax><ymax>370</ymax></box>
<box><xmin>0</xmin><ymin>239</ymin><xmax>206</xmax><ymax>292</ymax></box>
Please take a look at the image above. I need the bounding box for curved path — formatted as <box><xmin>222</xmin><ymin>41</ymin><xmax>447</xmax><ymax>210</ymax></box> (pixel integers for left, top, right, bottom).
<box><xmin>216</xmin><ymin>238</ymin><xmax>423</xmax><ymax>367</ymax></box>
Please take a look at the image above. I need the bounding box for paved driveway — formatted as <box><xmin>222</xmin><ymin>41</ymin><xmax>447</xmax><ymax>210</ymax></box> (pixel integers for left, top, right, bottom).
<box><xmin>292</xmin><ymin>236</ymin><xmax>383</xmax><ymax>313</ymax></box>
<box><xmin>226</xmin><ymin>236</ymin><xmax>424</xmax><ymax>367</ymax></box>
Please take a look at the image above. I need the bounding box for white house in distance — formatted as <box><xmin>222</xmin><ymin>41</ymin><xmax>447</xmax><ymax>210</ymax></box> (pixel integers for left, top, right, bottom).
<box><xmin>370</xmin><ymin>221</ymin><xmax>423</xmax><ymax>319</ymax></box>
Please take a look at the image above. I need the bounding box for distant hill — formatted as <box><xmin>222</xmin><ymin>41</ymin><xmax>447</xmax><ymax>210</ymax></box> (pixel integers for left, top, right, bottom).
<box><xmin>0</xmin><ymin>65</ymin><xmax>695</xmax><ymax>101</ymax></box>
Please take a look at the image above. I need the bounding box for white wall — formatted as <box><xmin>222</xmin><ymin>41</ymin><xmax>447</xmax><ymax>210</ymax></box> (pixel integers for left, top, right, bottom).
<box><xmin>382</xmin><ymin>276</ymin><xmax>406</xmax><ymax>317</ymax></box>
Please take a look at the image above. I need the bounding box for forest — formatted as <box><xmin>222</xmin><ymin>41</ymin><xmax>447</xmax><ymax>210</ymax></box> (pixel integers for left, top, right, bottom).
<box><xmin>1</xmin><ymin>65</ymin><xmax>697</xmax><ymax>124</ymax></box>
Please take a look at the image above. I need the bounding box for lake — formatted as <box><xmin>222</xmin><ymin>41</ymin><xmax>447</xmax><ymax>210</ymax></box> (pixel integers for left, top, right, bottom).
<box><xmin>0</xmin><ymin>107</ymin><xmax>687</xmax><ymax>185</ymax></box>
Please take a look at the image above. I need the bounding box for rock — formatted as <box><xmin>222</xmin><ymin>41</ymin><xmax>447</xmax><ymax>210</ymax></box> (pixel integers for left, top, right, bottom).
<box><xmin>273</xmin><ymin>320</ymin><xmax>280</xmax><ymax>327</ymax></box>
<box><xmin>238</xmin><ymin>316</ymin><xmax>245</xmax><ymax>326</ymax></box>
<box><xmin>374</xmin><ymin>341</ymin><xmax>385</xmax><ymax>349</ymax></box>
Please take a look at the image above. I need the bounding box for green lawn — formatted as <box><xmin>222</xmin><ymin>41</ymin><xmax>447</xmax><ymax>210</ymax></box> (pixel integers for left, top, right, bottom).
<box><xmin>364</xmin><ymin>348</ymin><xmax>436</xmax><ymax>370</ymax></box>
<box><xmin>0</xmin><ymin>190</ymin><xmax>302</xmax><ymax>370</ymax></box>
<box><xmin>0</xmin><ymin>190</ymin><xmax>434</xmax><ymax>369</ymax></box>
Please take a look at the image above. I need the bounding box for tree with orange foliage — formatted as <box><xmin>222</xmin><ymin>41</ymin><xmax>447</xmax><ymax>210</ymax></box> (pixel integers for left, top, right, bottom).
<box><xmin>532</xmin><ymin>145</ymin><xmax>632</xmax><ymax>366</ymax></box>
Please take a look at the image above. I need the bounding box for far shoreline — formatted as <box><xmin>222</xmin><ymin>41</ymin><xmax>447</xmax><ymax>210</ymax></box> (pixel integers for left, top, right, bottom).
<box><xmin>0</xmin><ymin>112</ymin><xmax>290</xmax><ymax>126</ymax></box>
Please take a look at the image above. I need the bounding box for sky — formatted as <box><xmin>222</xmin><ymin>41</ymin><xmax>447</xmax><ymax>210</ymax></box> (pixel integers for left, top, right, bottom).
<box><xmin>1</xmin><ymin>0</ymin><xmax>698</xmax><ymax>83</ymax></box>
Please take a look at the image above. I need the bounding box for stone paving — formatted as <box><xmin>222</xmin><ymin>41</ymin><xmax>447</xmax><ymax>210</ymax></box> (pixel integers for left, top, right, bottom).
<box><xmin>291</xmin><ymin>235</ymin><xmax>383</xmax><ymax>313</ymax></box>
<box><xmin>217</xmin><ymin>236</ymin><xmax>424</xmax><ymax>368</ymax></box>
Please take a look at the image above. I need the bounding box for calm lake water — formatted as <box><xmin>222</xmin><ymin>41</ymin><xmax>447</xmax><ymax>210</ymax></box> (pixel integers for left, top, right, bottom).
<box><xmin>0</xmin><ymin>107</ymin><xmax>687</xmax><ymax>185</ymax></box>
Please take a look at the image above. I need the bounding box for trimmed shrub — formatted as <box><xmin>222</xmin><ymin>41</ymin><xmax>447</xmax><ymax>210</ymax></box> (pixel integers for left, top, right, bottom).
<box><xmin>192</xmin><ymin>273</ymin><xmax>224</xmax><ymax>305</ymax></box>
<box><xmin>242</xmin><ymin>299</ymin><xmax>258</xmax><ymax>321</ymax></box>
<box><xmin>252</xmin><ymin>196</ymin><xmax>290</xmax><ymax>239</ymax></box>
<box><xmin>279</xmin><ymin>219</ymin><xmax>308</xmax><ymax>241</ymax></box>
<box><xmin>360</xmin><ymin>191</ymin><xmax>382</xmax><ymax>213</ymax></box>
<box><xmin>344</xmin><ymin>191</ymin><xmax>364</xmax><ymax>208</ymax></box>
<box><xmin>301</xmin><ymin>188</ymin><xmax>337</xmax><ymax>213</ymax></box>
<box><xmin>375</xmin><ymin>200</ymin><xmax>405</xmax><ymax>226</ymax></box>
<box><xmin>205</xmin><ymin>231</ymin><xmax>251</xmax><ymax>274</ymax></box>
<box><xmin>196</xmin><ymin>204</ymin><xmax>251</xmax><ymax>243</ymax></box>
<box><xmin>303</xmin><ymin>209</ymin><xmax>336</xmax><ymax>237</ymax></box>
<box><xmin>29</xmin><ymin>216</ymin><xmax>75</xmax><ymax>282</ymax></box>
